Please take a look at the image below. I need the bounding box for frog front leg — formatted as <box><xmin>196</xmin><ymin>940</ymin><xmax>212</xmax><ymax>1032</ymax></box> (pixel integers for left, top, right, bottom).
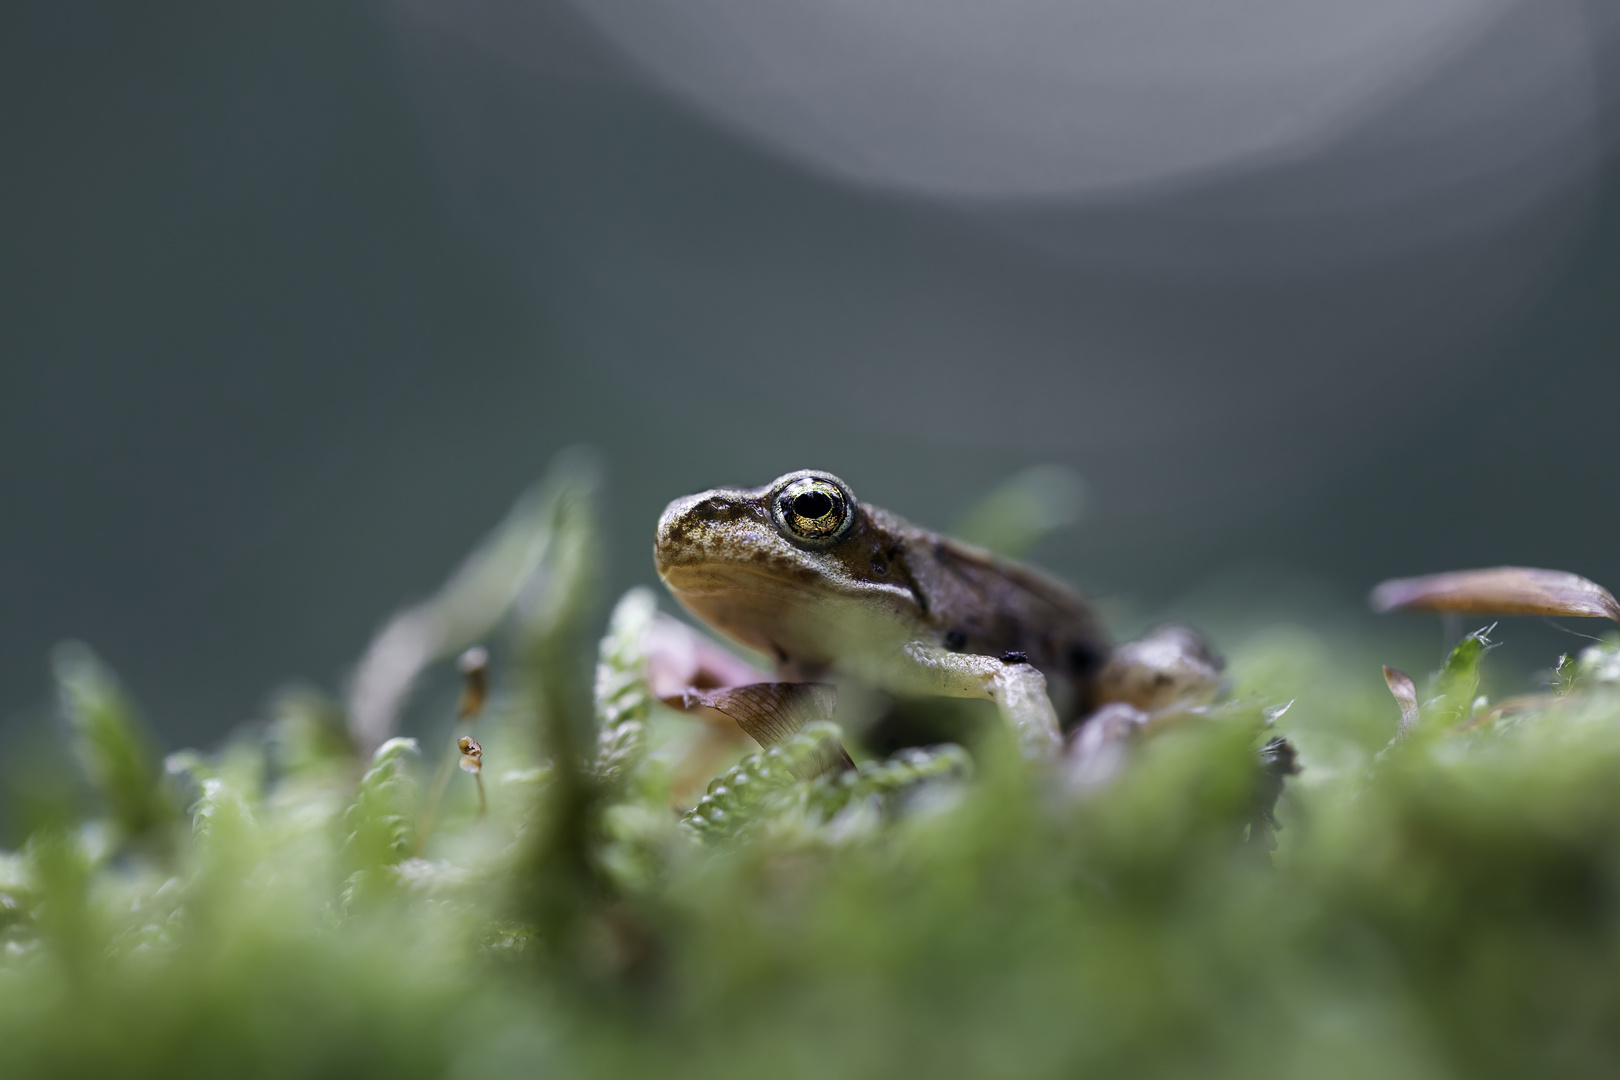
<box><xmin>895</xmin><ymin>642</ymin><xmax>1063</xmax><ymax>759</ymax></box>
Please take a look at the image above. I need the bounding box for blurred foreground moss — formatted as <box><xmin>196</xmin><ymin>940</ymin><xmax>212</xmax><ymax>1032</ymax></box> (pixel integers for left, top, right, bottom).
<box><xmin>5</xmin><ymin>461</ymin><xmax>1620</xmax><ymax>1078</ymax></box>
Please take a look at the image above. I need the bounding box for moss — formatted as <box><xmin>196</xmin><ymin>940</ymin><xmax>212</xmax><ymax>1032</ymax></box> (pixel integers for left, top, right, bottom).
<box><xmin>6</xmin><ymin>466</ymin><xmax>1620</xmax><ymax>1079</ymax></box>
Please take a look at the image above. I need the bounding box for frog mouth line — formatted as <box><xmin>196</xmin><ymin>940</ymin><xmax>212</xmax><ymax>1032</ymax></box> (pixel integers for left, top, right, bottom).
<box><xmin>656</xmin><ymin>561</ymin><xmax>809</xmax><ymax>600</ymax></box>
<box><xmin>659</xmin><ymin>560</ymin><xmax>921</xmax><ymax>615</ymax></box>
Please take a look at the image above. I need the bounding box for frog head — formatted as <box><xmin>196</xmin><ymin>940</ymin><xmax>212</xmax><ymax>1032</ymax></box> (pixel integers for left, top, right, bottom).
<box><xmin>654</xmin><ymin>470</ymin><xmax>921</xmax><ymax>667</ymax></box>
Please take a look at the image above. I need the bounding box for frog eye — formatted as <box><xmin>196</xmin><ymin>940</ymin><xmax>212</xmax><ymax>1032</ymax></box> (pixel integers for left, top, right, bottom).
<box><xmin>775</xmin><ymin>476</ymin><xmax>853</xmax><ymax>543</ymax></box>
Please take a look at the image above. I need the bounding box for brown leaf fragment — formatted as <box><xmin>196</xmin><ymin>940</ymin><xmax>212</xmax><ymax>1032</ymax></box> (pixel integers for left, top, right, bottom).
<box><xmin>1382</xmin><ymin>665</ymin><xmax>1420</xmax><ymax>741</ymax></box>
<box><xmin>689</xmin><ymin>683</ymin><xmax>836</xmax><ymax>745</ymax></box>
<box><xmin>670</xmin><ymin>682</ymin><xmax>853</xmax><ymax>778</ymax></box>
<box><xmin>1369</xmin><ymin>567</ymin><xmax>1620</xmax><ymax>625</ymax></box>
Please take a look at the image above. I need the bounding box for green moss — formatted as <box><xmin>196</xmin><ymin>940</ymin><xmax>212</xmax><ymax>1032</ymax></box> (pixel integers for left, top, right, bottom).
<box><xmin>7</xmin><ymin>468</ymin><xmax>1620</xmax><ymax>1078</ymax></box>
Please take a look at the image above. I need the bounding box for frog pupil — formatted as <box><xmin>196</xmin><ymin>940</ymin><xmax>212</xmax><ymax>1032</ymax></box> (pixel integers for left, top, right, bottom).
<box><xmin>793</xmin><ymin>491</ymin><xmax>834</xmax><ymax>519</ymax></box>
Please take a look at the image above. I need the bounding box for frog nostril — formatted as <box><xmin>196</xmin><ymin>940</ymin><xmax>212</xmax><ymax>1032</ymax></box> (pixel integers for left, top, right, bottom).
<box><xmin>693</xmin><ymin>497</ymin><xmax>750</xmax><ymax>523</ymax></box>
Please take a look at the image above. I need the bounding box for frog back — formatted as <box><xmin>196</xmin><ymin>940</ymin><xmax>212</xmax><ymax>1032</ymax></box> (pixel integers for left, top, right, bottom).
<box><xmin>878</xmin><ymin>510</ymin><xmax>1112</xmax><ymax>721</ymax></box>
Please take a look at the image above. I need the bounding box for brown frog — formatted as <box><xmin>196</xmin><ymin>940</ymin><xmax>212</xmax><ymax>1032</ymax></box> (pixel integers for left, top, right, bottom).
<box><xmin>655</xmin><ymin>469</ymin><xmax>1221</xmax><ymax>758</ymax></box>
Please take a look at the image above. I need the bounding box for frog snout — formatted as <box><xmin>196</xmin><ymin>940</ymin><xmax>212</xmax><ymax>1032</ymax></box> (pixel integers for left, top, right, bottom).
<box><xmin>656</xmin><ymin>495</ymin><xmax>704</xmax><ymax>554</ymax></box>
<box><xmin>655</xmin><ymin>496</ymin><xmax>695</xmax><ymax>564</ymax></box>
<box><xmin>656</xmin><ymin>493</ymin><xmax>728</xmax><ymax>568</ymax></box>
<box><xmin>656</xmin><ymin>491</ymin><xmax>761</xmax><ymax>576</ymax></box>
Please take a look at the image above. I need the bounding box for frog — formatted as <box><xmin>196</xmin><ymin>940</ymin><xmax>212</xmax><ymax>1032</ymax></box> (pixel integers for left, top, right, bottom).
<box><xmin>654</xmin><ymin>469</ymin><xmax>1223</xmax><ymax>759</ymax></box>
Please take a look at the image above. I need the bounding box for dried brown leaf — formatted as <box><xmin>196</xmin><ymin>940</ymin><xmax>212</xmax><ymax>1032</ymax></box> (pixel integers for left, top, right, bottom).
<box><xmin>670</xmin><ymin>682</ymin><xmax>853</xmax><ymax>778</ymax></box>
<box><xmin>1369</xmin><ymin>567</ymin><xmax>1620</xmax><ymax>624</ymax></box>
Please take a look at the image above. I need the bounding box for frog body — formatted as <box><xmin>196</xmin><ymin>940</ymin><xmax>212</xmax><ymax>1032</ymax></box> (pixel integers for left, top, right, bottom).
<box><xmin>655</xmin><ymin>469</ymin><xmax>1218</xmax><ymax>757</ymax></box>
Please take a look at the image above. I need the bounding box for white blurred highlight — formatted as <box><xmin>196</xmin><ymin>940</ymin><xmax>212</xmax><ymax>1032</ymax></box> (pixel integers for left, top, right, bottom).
<box><xmin>566</xmin><ymin>0</ymin><xmax>1600</xmax><ymax>205</ymax></box>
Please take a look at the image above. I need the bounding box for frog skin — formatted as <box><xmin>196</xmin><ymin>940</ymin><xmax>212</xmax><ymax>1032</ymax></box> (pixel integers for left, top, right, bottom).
<box><xmin>654</xmin><ymin>469</ymin><xmax>1222</xmax><ymax>758</ymax></box>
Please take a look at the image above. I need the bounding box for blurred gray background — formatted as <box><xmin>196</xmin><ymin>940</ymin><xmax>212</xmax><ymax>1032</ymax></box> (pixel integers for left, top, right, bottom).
<box><xmin>4</xmin><ymin>1</ymin><xmax>1619</xmax><ymax>748</ymax></box>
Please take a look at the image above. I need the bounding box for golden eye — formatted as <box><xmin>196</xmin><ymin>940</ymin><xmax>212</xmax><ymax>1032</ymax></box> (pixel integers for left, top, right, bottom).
<box><xmin>776</xmin><ymin>477</ymin><xmax>852</xmax><ymax>542</ymax></box>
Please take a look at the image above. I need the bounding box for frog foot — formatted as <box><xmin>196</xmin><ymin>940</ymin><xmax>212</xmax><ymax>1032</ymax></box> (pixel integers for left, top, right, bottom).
<box><xmin>1091</xmin><ymin>623</ymin><xmax>1225</xmax><ymax>714</ymax></box>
